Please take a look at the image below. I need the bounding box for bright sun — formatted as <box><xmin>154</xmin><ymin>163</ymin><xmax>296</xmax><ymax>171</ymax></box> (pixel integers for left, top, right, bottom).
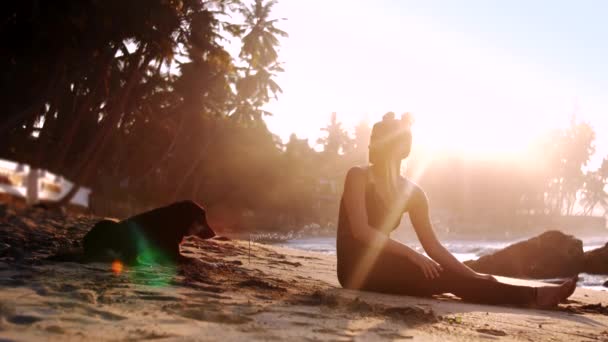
<box><xmin>264</xmin><ymin>1</ymin><xmax>583</xmax><ymax>158</ymax></box>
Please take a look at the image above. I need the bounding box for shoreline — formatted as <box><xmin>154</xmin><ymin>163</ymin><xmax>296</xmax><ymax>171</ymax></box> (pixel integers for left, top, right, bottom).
<box><xmin>271</xmin><ymin>236</ymin><xmax>608</xmax><ymax>292</ymax></box>
<box><xmin>226</xmin><ymin>229</ymin><xmax>608</xmax><ymax>245</ymax></box>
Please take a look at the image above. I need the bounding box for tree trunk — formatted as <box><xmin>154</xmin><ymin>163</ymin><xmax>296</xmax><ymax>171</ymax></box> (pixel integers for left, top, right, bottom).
<box><xmin>0</xmin><ymin>61</ymin><xmax>62</xmax><ymax>137</ymax></box>
<box><xmin>130</xmin><ymin>108</ymin><xmax>188</xmax><ymax>188</ymax></box>
<box><xmin>585</xmin><ymin>202</ymin><xmax>596</xmax><ymax>216</ymax></box>
<box><xmin>171</xmin><ymin>120</ymin><xmax>214</xmax><ymax>201</ymax></box>
<box><xmin>50</xmin><ymin>48</ymin><xmax>150</xmax><ymax>209</ymax></box>
<box><xmin>52</xmin><ymin>45</ymin><xmax>119</xmax><ymax>173</ymax></box>
<box><xmin>172</xmin><ymin>152</ymin><xmax>206</xmax><ymax>202</ymax></box>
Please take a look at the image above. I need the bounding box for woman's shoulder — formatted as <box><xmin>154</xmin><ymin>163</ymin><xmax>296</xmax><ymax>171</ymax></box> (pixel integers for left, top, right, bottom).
<box><xmin>402</xmin><ymin>178</ymin><xmax>429</xmax><ymax>211</ymax></box>
<box><xmin>402</xmin><ymin>178</ymin><xmax>426</xmax><ymax>198</ymax></box>
<box><xmin>344</xmin><ymin>166</ymin><xmax>371</xmax><ymax>190</ymax></box>
<box><xmin>345</xmin><ymin>165</ymin><xmax>369</xmax><ymax>179</ymax></box>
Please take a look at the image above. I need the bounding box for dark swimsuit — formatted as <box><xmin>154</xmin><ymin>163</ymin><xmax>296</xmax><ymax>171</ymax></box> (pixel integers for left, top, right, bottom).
<box><xmin>336</xmin><ymin>177</ymin><xmax>536</xmax><ymax>305</ymax></box>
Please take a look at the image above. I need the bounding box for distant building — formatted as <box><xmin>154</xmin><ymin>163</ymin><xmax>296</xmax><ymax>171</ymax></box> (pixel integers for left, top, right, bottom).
<box><xmin>0</xmin><ymin>159</ymin><xmax>90</xmax><ymax>208</ymax></box>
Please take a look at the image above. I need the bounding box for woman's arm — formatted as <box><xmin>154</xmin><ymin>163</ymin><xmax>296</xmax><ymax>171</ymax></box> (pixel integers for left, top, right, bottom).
<box><xmin>342</xmin><ymin>167</ymin><xmax>443</xmax><ymax>279</ymax></box>
<box><xmin>407</xmin><ymin>185</ymin><xmax>491</xmax><ymax>280</ymax></box>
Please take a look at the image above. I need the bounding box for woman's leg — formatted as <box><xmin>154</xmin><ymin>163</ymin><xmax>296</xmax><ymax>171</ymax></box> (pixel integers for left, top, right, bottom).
<box><xmin>429</xmin><ymin>271</ymin><xmax>536</xmax><ymax>305</ymax></box>
<box><xmin>352</xmin><ymin>245</ymin><xmax>537</xmax><ymax>306</ymax></box>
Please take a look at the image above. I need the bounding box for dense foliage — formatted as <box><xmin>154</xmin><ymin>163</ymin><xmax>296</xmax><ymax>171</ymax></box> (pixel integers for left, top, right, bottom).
<box><xmin>0</xmin><ymin>0</ymin><xmax>293</xmax><ymax>226</ymax></box>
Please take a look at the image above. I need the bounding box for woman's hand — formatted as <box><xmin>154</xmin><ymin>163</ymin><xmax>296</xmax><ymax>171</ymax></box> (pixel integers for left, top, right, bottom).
<box><xmin>411</xmin><ymin>253</ymin><xmax>443</xmax><ymax>280</ymax></box>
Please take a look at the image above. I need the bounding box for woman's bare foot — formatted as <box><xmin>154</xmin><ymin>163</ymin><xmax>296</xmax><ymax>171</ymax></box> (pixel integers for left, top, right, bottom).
<box><xmin>535</xmin><ymin>279</ymin><xmax>576</xmax><ymax>309</ymax></box>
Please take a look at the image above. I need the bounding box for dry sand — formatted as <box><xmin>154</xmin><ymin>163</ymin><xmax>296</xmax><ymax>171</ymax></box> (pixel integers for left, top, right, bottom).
<box><xmin>0</xmin><ymin>207</ymin><xmax>607</xmax><ymax>341</ymax></box>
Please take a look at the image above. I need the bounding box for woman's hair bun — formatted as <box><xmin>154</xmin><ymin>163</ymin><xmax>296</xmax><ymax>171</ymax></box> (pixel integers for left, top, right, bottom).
<box><xmin>369</xmin><ymin>111</ymin><xmax>413</xmax><ymax>164</ymax></box>
<box><xmin>382</xmin><ymin>112</ymin><xmax>396</xmax><ymax>121</ymax></box>
<box><xmin>401</xmin><ymin>112</ymin><xmax>414</xmax><ymax>128</ymax></box>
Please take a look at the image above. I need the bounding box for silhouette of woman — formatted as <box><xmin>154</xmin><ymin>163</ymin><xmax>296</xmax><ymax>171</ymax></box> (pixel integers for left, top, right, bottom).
<box><xmin>336</xmin><ymin>112</ymin><xmax>576</xmax><ymax>307</ymax></box>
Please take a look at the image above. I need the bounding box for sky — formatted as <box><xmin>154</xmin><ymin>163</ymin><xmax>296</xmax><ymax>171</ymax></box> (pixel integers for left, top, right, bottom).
<box><xmin>263</xmin><ymin>0</ymin><xmax>608</xmax><ymax>167</ymax></box>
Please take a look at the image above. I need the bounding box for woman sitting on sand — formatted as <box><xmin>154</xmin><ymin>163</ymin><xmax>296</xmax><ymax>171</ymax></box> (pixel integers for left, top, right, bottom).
<box><xmin>337</xmin><ymin>112</ymin><xmax>576</xmax><ymax>308</ymax></box>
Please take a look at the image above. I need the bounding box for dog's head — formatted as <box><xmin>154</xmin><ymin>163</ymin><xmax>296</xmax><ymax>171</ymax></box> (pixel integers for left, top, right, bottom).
<box><xmin>173</xmin><ymin>200</ymin><xmax>216</xmax><ymax>239</ymax></box>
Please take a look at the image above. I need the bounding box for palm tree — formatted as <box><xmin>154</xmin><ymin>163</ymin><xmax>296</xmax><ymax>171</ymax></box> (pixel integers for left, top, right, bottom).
<box><xmin>0</xmin><ymin>0</ymin><xmax>283</xmax><ymax>209</ymax></box>
<box><xmin>599</xmin><ymin>157</ymin><xmax>608</xmax><ymax>216</ymax></box>
<box><xmin>233</xmin><ymin>0</ymin><xmax>287</xmax><ymax>124</ymax></box>
<box><xmin>317</xmin><ymin>112</ymin><xmax>353</xmax><ymax>156</ymax></box>
<box><xmin>581</xmin><ymin>170</ymin><xmax>608</xmax><ymax>216</ymax></box>
<box><xmin>600</xmin><ymin>157</ymin><xmax>608</xmax><ymax>180</ymax></box>
<box><xmin>350</xmin><ymin>118</ymin><xmax>372</xmax><ymax>165</ymax></box>
<box><xmin>543</xmin><ymin>119</ymin><xmax>596</xmax><ymax>215</ymax></box>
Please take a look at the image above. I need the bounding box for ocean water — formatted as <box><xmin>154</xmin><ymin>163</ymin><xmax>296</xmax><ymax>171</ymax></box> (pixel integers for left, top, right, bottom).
<box><xmin>278</xmin><ymin>237</ymin><xmax>607</xmax><ymax>291</ymax></box>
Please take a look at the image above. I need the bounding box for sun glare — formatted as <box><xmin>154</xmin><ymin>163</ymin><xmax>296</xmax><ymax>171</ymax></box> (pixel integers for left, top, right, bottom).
<box><xmin>413</xmin><ymin>116</ymin><xmax>538</xmax><ymax>158</ymax></box>
<box><xmin>264</xmin><ymin>1</ymin><xmax>595</xmax><ymax>158</ymax></box>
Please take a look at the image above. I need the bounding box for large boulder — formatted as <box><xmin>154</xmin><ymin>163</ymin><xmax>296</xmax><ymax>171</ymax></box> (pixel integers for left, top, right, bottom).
<box><xmin>464</xmin><ymin>230</ymin><xmax>584</xmax><ymax>278</ymax></box>
<box><xmin>583</xmin><ymin>243</ymin><xmax>608</xmax><ymax>274</ymax></box>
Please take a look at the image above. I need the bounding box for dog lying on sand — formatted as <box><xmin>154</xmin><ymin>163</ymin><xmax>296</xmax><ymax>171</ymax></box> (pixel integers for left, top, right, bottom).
<box><xmin>82</xmin><ymin>200</ymin><xmax>216</xmax><ymax>265</ymax></box>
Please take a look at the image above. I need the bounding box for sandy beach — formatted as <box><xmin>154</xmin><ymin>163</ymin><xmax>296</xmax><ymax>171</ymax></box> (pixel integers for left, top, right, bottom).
<box><xmin>0</xmin><ymin>207</ymin><xmax>607</xmax><ymax>341</ymax></box>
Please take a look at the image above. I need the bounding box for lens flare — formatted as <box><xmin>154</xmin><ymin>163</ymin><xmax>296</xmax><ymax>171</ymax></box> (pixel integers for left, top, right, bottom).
<box><xmin>111</xmin><ymin>223</ymin><xmax>178</xmax><ymax>287</ymax></box>
<box><xmin>111</xmin><ymin>260</ymin><xmax>124</xmax><ymax>275</ymax></box>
